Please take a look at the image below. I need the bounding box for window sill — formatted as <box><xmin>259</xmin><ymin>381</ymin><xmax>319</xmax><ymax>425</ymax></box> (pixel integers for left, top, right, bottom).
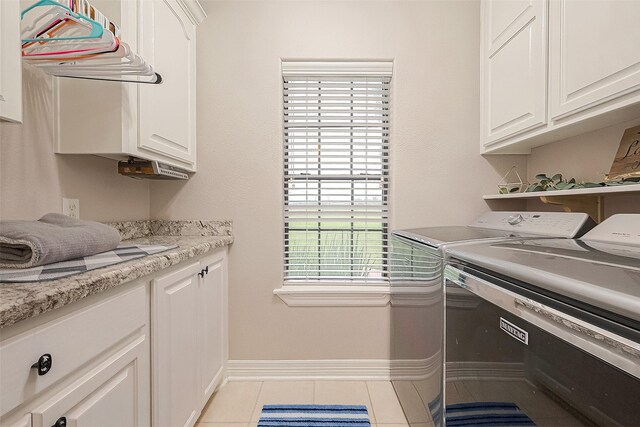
<box><xmin>274</xmin><ymin>285</ymin><xmax>391</xmax><ymax>307</ymax></box>
<box><xmin>273</xmin><ymin>284</ymin><xmax>441</xmax><ymax>307</ymax></box>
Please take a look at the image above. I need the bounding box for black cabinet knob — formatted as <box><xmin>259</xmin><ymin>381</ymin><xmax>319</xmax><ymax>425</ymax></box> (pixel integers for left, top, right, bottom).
<box><xmin>52</xmin><ymin>416</ymin><xmax>66</xmax><ymax>427</ymax></box>
<box><xmin>198</xmin><ymin>266</ymin><xmax>209</xmax><ymax>278</ymax></box>
<box><xmin>31</xmin><ymin>353</ymin><xmax>52</xmax><ymax>376</ymax></box>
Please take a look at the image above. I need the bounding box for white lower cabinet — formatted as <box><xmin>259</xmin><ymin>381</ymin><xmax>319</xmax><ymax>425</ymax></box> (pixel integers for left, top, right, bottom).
<box><xmin>0</xmin><ymin>282</ymin><xmax>150</xmax><ymax>427</ymax></box>
<box><xmin>0</xmin><ymin>249</ymin><xmax>228</xmax><ymax>427</ymax></box>
<box><xmin>152</xmin><ymin>261</ymin><xmax>201</xmax><ymax>427</ymax></box>
<box><xmin>151</xmin><ymin>248</ymin><xmax>228</xmax><ymax>427</ymax></box>
<box><xmin>198</xmin><ymin>251</ymin><xmax>228</xmax><ymax>406</ymax></box>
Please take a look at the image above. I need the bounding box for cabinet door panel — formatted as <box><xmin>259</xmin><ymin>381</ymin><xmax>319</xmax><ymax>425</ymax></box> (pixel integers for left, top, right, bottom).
<box><xmin>199</xmin><ymin>252</ymin><xmax>227</xmax><ymax>404</ymax></box>
<box><xmin>31</xmin><ymin>335</ymin><xmax>148</xmax><ymax>427</ymax></box>
<box><xmin>549</xmin><ymin>0</ymin><xmax>640</xmax><ymax>119</ymax></box>
<box><xmin>62</xmin><ymin>363</ymin><xmax>136</xmax><ymax>427</ymax></box>
<box><xmin>488</xmin><ymin>0</ymin><xmax>531</xmax><ymax>43</ymax></box>
<box><xmin>482</xmin><ymin>0</ymin><xmax>547</xmax><ymax>146</ymax></box>
<box><xmin>0</xmin><ymin>0</ymin><xmax>22</xmax><ymax>123</ymax></box>
<box><xmin>137</xmin><ymin>0</ymin><xmax>196</xmax><ymax>166</ymax></box>
<box><xmin>152</xmin><ymin>262</ymin><xmax>201</xmax><ymax>427</ymax></box>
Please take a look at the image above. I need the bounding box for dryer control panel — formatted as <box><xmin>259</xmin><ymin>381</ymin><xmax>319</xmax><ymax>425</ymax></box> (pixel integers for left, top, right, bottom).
<box><xmin>581</xmin><ymin>214</ymin><xmax>640</xmax><ymax>245</ymax></box>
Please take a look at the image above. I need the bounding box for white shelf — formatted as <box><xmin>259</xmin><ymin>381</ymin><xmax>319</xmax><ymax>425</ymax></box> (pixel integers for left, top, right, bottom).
<box><xmin>484</xmin><ymin>183</ymin><xmax>640</xmax><ymax>200</ymax></box>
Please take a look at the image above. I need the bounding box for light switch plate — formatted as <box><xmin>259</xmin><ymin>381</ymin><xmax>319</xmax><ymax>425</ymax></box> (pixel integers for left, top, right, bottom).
<box><xmin>62</xmin><ymin>198</ymin><xmax>80</xmax><ymax>219</ymax></box>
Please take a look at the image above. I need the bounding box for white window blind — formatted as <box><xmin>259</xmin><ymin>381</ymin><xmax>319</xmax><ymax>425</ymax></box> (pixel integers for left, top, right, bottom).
<box><xmin>282</xmin><ymin>62</ymin><xmax>391</xmax><ymax>284</ymax></box>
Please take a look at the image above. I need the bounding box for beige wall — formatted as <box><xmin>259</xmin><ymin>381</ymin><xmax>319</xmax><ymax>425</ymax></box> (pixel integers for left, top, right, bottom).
<box><xmin>525</xmin><ymin>118</ymin><xmax>640</xmax><ymax>215</ymax></box>
<box><xmin>0</xmin><ymin>66</ymin><xmax>150</xmax><ymax>222</ymax></box>
<box><xmin>150</xmin><ymin>0</ymin><xmax>526</xmax><ymax>360</ymax></box>
<box><xmin>3</xmin><ymin>0</ymin><xmax>634</xmax><ymax>363</ymax></box>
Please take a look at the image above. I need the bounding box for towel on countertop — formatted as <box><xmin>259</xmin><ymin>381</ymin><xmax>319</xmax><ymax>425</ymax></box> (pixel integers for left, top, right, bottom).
<box><xmin>0</xmin><ymin>213</ymin><xmax>121</xmax><ymax>269</ymax></box>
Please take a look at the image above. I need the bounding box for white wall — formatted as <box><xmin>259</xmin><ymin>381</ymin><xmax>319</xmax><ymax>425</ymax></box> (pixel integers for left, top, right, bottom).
<box><xmin>0</xmin><ymin>66</ymin><xmax>151</xmax><ymax>222</ymax></box>
<box><xmin>150</xmin><ymin>0</ymin><xmax>526</xmax><ymax>361</ymax></box>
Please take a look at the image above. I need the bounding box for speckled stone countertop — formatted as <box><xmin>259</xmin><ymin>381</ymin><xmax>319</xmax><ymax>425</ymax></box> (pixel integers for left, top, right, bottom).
<box><xmin>0</xmin><ymin>220</ymin><xmax>233</xmax><ymax>328</ymax></box>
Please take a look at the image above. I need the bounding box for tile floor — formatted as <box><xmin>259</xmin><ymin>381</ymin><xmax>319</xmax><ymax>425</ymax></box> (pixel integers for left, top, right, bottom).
<box><xmin>196</xmin><ymin>380</ymin><xmax>433</xmax><ymax>427</ymax></box>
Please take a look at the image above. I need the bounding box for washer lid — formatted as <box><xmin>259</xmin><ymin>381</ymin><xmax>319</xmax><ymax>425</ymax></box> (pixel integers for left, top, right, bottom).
<box><xmin>392</xmin><ymin>211</ymin><xmax>595</xmax><ymax>248</ymax></box>
<box><xmin>392</xmin><ymin>226</ymin><xmax>515</xmax><ymax>248</ymax></box>
<box><xmin>446</xmin><ymin>238</ymin><xmax>640</xmax><ymax>323</ymax></box>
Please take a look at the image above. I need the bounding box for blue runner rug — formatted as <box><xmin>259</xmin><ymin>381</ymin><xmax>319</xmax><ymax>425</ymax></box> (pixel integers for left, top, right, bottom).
<box><xmin>258</xmin><ymin>404</ymin><xmax>371</xmax><ymax>427</ymax></box>
<box><xmin>446</xmin><ymin>402</ymin><xmax>536</xmax><ymax>426</ymax></box>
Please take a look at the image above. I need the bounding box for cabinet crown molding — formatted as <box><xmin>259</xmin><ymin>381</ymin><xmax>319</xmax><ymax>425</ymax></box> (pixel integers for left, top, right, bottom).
<box><xmin>176</xmin><ymin>0</ymin><xmax>207</xmax><ymax>26</ymax></box>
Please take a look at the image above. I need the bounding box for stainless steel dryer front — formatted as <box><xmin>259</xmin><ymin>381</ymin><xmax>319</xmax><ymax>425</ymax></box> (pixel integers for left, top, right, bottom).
<box><xmin>444</xmin><ymin>214</ymin><xmax>640</xmax><ymax>426</ymax></box>
<box><xmin>389</xmin><ymin>212</ymin><xmax>595</xmax><ymax>426</ymax></box>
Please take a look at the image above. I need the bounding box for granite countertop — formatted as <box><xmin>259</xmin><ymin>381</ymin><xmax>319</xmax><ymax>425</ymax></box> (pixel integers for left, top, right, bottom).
<box><xmin>0</xmin><ymin>220</ymin><xmax>233</xmax><ymax>328</ymax></box>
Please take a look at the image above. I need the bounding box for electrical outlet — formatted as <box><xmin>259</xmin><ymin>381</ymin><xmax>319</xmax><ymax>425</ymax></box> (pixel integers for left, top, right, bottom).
<box><xmin>62</xmin><ymin>198</ymin><xmax>80</xmax><ymax>219</ymax></box>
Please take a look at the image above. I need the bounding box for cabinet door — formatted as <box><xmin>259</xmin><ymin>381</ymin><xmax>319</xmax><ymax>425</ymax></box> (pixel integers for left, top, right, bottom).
<box><xmin>0</xmin><ymin>0</ymin><xmax>22</xmax><ymax>123</ymax></box>
<box><xmin>30</xmin><ymin>335</ymin><xmax>149</xmax><ymax>427</ymax></box>
<box><xmin>6</xmin><ymin>414</ymin><xmax>31</xmax><ymax>427</ymax></box>
<box><xmin>549</xmin><ymin>0</ymin><xmax>640</xmax><ymax>119</ymax></box>
<box><xmin>152</xmin><ymin>262</ymin><xmax>202</xmax><ymax>427</ymax></box>
<box><xmin>199</xmin><ymin>250</ymin><xmax>227</xmax><ymax>405</ymax></box>
<box><xmin>481</xmin><ymin>0</ymin><xmax>547</xmax><ymax>146</ymax></box>
<box><xmin>136</xmin><ymin>0</ymin><xmax>197</xmax><ymax>167</ymax></box>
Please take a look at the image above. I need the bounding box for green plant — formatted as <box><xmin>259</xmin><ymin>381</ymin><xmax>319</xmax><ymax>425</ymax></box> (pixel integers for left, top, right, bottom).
<box><xmin>525</xmin><ymin>173</ymin><xmax>640</xmax><ymax>192</ymax></box>
<box><xmin>286</xmin><ymin>227</ymin><xmax>381</xmax><ymax>279</ymax></box>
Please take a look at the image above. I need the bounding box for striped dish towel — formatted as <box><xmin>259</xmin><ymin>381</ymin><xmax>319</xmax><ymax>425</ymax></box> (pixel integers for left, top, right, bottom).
<box><xmin>0</xmin><ymin>244</ymin><xmax>177</xmax><ymax>283</ymax></box>
<box><xmin>258</xmin><ymin>405</ymin><xmax>371</xmax><ymax>427</ymax></box>
<box><xmin>446</xmin><ymin>402</ymin><xmax>536</xmax><ymax>426</ymax></box>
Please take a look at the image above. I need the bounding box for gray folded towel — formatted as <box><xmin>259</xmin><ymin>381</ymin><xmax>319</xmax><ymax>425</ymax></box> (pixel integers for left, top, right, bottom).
<box><xmin>0</xmin><ymin>213</ymin><xmax>121</xmax><ymax>269</ymax></box>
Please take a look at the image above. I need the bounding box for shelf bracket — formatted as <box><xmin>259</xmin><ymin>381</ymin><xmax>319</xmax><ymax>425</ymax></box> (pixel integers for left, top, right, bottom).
<box><xmin>539</xmin><ymin>195</ymin><xmax>605</xmax><ymax>223</ymax></box>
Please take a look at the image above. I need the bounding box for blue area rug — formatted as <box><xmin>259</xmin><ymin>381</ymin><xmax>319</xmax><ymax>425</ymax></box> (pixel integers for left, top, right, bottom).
<box><xmin>446</xmin><ymin>402</ymin><xmax>536</xmax><ymax>426</ymax></box>
<box><xmin>257</xmin><ymin>404</ymin><xmax>371</xmax><ymax>427</ymax></box>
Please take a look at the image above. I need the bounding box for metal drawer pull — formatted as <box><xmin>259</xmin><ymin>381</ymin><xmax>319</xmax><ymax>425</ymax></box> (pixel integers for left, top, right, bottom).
<box><xmin>31</xmin><ymin>353</ymin><xmax>52</xmax><ymax>376</ymax></box>
<box><xmin>198</xmin><ymin>266</ymin><xmax>209</xmax><ymax>278</ymax></box>
<box><xmin>52</xmin><ymin>416</ymin><xmax>66</xmax><ymax>427</ymax></box>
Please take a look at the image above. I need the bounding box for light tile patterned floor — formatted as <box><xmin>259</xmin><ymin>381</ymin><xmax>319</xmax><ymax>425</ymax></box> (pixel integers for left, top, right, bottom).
<box><xmin>196</xmin><ymin>380</ymin><xmax>425</xmax><ymax>427</ymax></box>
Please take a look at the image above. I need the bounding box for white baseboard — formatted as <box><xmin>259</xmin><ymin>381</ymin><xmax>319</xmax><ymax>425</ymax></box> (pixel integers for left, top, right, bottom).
<box><xmin>226</xmin><ymin>353</ymin><xmax>441</xmax><ymax>381</ymax></box>
<box><xmin>390</xmin><ymin>352</ymin><xmax>441</xmax><ymax>381</ymax></box>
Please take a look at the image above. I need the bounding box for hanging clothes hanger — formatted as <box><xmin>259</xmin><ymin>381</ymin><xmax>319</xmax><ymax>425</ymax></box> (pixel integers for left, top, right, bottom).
<box><xmin>22</xmin><ymin>0</ymin><xmax>120</xmax><ymax>59</ymax></box>
<box><xmin>21</xmin><ymin>0</ymin><xmax>103</xmax><ymax>42</ymax></box>
<box><xmin>50</xmin><ymin>72</ymin><xmax>163</xmax><ymax>84</ymax></box>
<box><xmin>21</xmin><ymin>0</ymin><xmax>163</xmax><ymax>85</ymax></box>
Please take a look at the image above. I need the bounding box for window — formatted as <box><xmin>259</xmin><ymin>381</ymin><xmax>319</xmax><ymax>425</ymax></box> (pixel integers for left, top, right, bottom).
<box><xmin>282</xmin><ymin>61</ymin><xmax>392</xmax><ymax>284</ymax></box>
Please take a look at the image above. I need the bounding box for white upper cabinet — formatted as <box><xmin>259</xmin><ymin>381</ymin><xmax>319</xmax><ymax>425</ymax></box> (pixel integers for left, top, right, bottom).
<box><xmin>481</xmin><ymin>0</ymin><xmax>640</xmax><ymax>154</ymax></box>
<box><xmin>136</xmin><ymin>0</ymin><xmax>197</xmax><ymax>166</ymax></box>
<box><xmin>55</xmin><ymin>0</ymin><xmax>205</xmax><ymax>171</ymax></box>
<box><xmin>549</xmin><ymin>0</ymin><xmax>640</xmax><ymax>119</ymax></box>
<box><xmin>481</xmin><ymin>0</ymin><xmax>547</xmax><ymax>146</ymax></box>
<box><xmin>0</xmin><ymin>0</ymin><xmax>22</xmax><ymax>123</ymax></box>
